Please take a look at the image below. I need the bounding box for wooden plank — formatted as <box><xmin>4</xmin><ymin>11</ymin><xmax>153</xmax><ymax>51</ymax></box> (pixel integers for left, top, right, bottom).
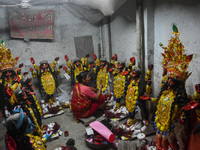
<box><xmin>118</xmin><ymin>140</ymin><xmax>137</xmax><ymax>150</ymax></box>
<box><xmin>79</xmin><ymin>116</ymin><xmax>96</xmax><ymax>126</ymax></box>
<box><xmin>143</xmin><ymin>124</ymin><xmax>156</xmax><ymax>137</ymax></box>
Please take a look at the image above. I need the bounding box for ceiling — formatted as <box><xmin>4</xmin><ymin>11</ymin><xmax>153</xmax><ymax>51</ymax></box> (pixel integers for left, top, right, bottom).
<box><xmin>0</xmin><ymin>0</ymin><xmax>128</xmax><ymax>24</ymax></box>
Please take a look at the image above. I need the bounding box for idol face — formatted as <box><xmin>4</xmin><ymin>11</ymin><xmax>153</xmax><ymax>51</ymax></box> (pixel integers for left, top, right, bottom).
<box><xmin>41</xmin><ymin>63</ymin><xmax>49</xmax><ymax>72</ymax></box>
<box><xmin>3</xmin><ymin>70</ymin><xmax>14</xmax><ymax>82</ymax></box>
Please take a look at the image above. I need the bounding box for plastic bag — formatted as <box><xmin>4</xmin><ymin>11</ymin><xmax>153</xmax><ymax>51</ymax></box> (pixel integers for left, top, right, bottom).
<box><xmin>56</xmin><ymin>87</ymin><xmax>71</xmax><ymax>104</ymax></box>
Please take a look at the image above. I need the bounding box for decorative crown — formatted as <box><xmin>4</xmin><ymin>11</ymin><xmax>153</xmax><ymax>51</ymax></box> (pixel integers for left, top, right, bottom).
<box><xmin>160</xmin><ymin>24</ymin><xmax>193</xmax><ymax>81</ymax></box>
<box><xmin>0</xmin><ymin>40</ymin><xmax>19</xmax><ymax>71</ymax></box>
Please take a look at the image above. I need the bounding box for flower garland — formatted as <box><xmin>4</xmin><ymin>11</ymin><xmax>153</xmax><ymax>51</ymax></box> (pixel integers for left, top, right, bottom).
<box><xmin>154</xmin><ymin>90</ymin><xmax>177</xmax><ymax>132</ymax></box>
<box><xmin>27</xmin><ymin>134</ymin><xmax>46</xmax><ymax>149</ymax></box>
<box><xmin>125</xmin><ymin>79</ymin><xmax>139</xmax><ymax>113</ymax></box>
<box><xmin>113</xmin><ymin>74</ymin><xmax>126</xmax><ymax>99</ymax></box>
<box><xmin>41</xmin><ymin>72</ymin><xmax>56</xmax><ymax>95</ymax></box>
<box><xmin>74</xmin><ymin>65</ymin><xmax>83</xmax><ymax>83</ymax></box>
<box><xmin>96</xmin><ymin>67</ymin><xmax>108</xmax><ymax>92</ymax></box>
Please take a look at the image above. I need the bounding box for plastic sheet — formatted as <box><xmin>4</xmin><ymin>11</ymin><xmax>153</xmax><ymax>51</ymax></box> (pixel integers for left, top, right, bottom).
<box><xmin>56</xmin><ymin>87</ymin><xmax>71</xmax><ymax>104</ymax></box>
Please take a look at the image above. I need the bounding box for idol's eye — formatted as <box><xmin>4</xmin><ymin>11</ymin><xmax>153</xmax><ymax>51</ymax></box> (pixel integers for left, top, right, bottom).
<box><xmin>15</xmin><ymin>106</ymin><xmax>19</xmax><ymax>110</ymax></box>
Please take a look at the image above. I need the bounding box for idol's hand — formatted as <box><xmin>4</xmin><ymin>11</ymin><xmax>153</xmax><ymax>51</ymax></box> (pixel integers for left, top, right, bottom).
<box><xmin>65</xmin><ymin>55</ymin><xmax>69</xmax><ymax>61</ymax></box>
<box><xmin>108</xmin><ymin>68</ymin><xmax>113</xmax><ymax>72</ymax></box>
<box><xmin>63</xmin><ymin>66</ymin><xmax>67</xmax><ymax>70</ymax></box>
<box><xmin>183</xmin><ymin>101</ymin><xmax>199</xmax><ymax>111</ymax></box>
<box><xmin>23</xmin><ymin>72</ymin><xmax>28</xmax><ymax>76</ymax></box>
<box><xmin>93</xmin><ymin>54</ymin><xmax>97</xmax><ymax>60</ymax></box>
<box><xmin>19</xmin><ymin>63</ymin><xmax>23</xmax><ymax>68</ymax></box>
<box><xmin>55</xmin><ymin>57</ymin><xmax>59</xmax><ymax>61</ymax></box>
<box><xmin>130</xmin><ymin>57</ymin><xmax>135</xmax><ymax>65</ymax></box>
<box><xmin>148</xmin><ymin>64</ymin><xmax>153</xmax><ymax>70</ymax></box>
<box><xmin>30</xmin><ymin>57</ymin><xmax>35</xmax><ymax>64</ymax></box>
<box><xmin>58</xmin><ymin>65</ymin><xmax>63</xmax><ymax>69</ymax></box>
<box><xmin>90</xmin><ymin>62</ymin><xmax>94</xmax><ymax>67</ymax></box>
<box><xmin>30</xmin><ymin>68</ymin><xmax>34</xmax><ymax>72</ymax></box>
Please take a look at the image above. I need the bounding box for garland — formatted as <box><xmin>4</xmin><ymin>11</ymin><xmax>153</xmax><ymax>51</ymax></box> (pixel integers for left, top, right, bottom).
<box><xmin>27</xmin><ymin>134</ymin><xmax>46</xmax><ymax>149</ymax></box>
<box><xmin>125</xmin><ymin>79</ymin><xmax>139</xmax><ymax>113</ymax></box>
<box><xmin>74</xmin><ymin>65</ymin><xmax>83</xmax><ymax>83</ymax></box>
<box><xmin>154</xmin><ymin>90</ymin><xmax>177</xmax><ymax>132</ymax></box>
<box><xmin>113</xmin><ymin>74</ymin><xmax>126</xmax><ymax>99</ymax></box>
<box><xmin>41</xmin><ymin>72</ymin><xmax>56</xmax><ymax>95</ymax></box>
<box><xmin>96</xmin><ymin>67</ymin><xmax>108</xmax><ymax>92</ymax></box>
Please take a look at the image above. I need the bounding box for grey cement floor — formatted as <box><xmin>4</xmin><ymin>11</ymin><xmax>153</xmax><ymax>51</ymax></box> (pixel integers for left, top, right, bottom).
<box><xmin>44</xmin><ymin>109</ymin><xmax>119</xmax><ymax>150</ymax></box>
<box><xmin>0</xmin><ymin>109</ymin><xmax>114</xmax><ymax>150</ymax></box>
<box><xmin>44</xmin><ymin>109</ymin><xmax>98</xmax><ymax>150</ymax></box>
<box><xmin>0</xmin><ymin>108</ymin><xmax>156</xmax><ymax>150</ymax></box>
<box><xmin>0</xmin><ymin>78</ymin><xmax>156</xmax><ymax>150</ymax></box>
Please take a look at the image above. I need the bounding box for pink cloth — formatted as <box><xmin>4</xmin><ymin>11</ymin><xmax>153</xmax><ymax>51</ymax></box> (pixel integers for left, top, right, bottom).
<box><xmin>80</xmin><ymin>85</ymin><xmax>96</xmax><ymax>99</ymax></box>
<box><xmin>90</xmin><ymin>121</ymin><xmax>115</xmax><ymax>143</ymax></box>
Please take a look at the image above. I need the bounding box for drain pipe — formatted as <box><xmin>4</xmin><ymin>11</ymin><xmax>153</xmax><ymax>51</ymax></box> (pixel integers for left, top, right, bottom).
<box><xmin>136</xmin><ymin>0</ymin><xmax>144</xmax><ymax>74</ymax></box>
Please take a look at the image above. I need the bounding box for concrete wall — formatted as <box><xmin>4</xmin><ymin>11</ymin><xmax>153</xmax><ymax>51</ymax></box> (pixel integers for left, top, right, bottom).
<box><xmin>110</xmin><ymin>0</ymin><xmax>200</xmax><ymax>97</ymax></box>
<box><xmin>1</xmin><ymin>0</ymin><xmax>200</xmax><ymax>98</ymax></box>
<box><xmin>0</xmin><ymin>5</ymin><xmax>100</xmax><ymax>99</ymax></box>
<box><xmin>110</xmin><ymin>0</ymin><xmax>137</xmax><ymax>65</ymax></box>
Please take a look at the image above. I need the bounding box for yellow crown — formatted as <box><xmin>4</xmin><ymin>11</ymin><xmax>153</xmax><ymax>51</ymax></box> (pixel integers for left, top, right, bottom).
<box><xmin>0</xmin><ymin>40</ymin><xmax>19</xmax><ymax>71</ymax></box>
<box><xmin>160</xmin><ymin>24</ymin><xmax>193</xmax><ymax>81</ymax></box>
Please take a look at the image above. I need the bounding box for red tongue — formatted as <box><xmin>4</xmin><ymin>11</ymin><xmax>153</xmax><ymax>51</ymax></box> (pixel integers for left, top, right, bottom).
<box><xmin>47</xmin><ymin>130</ymin><xmax>51</xmax><ymax>134</ymax></box>
<box><xmin>140</xmin><ymin>95</ymin><xmax>150</xmax><ymax>100</ymax></box>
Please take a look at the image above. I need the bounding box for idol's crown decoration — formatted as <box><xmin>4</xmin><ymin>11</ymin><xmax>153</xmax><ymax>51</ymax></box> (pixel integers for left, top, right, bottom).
<box><xmin>160</xmin><ymin>24</ymin><xmax>193</xmax><ymax>81</ymax></box>
<box><xmin>0</xmin><ymin>40</ymin><xmax>19</xmax><ymax>71</ymax></box>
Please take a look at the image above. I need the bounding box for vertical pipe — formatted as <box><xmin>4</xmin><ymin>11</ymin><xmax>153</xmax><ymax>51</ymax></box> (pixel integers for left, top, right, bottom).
<box><xmin>99</xmin><ymin>25</ymin><xmax>103</xmax><ymax>59</ymax></box>
<box><xmin>100</xmin><ymin>17</ymin><xmax>112</xmax><ymax>62</ymax></box>
<box><xmin>98</xmin><ymin>43</ymin><xmax>101</xmax><ymax>59</ymax></box>
<box><xmin>108</xmin><ymin>17</ymin><xmax>112</xmax><ymax>61</ymax></box>
<box><xmin>136</xmin><ymin>0</ymin><xmax>144</xmax><ymax>74</ymax></box>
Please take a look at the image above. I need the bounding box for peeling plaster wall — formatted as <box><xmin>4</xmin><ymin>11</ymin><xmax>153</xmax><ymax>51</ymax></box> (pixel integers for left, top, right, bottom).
<box><xmin>1</xmin><ymin>0</ymin><xmax>200</xmax><ymax>99</ymax></box>
<box><xmin>0</xmin><ymin>5</ymin><xmax>100</xmax><ymax>99</ymax></box>
<box><xmin>153</xmin><ymin>0</ymin><xmax>200</xmax><ymax>96</ymax></box>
